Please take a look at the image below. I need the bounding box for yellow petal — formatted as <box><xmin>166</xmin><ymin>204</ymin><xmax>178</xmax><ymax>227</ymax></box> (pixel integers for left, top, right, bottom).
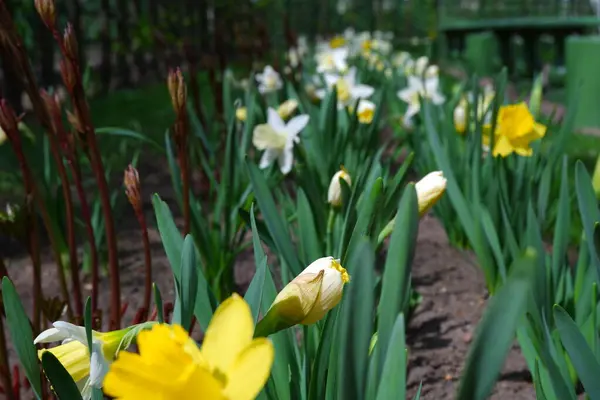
<box><xmin>223</xmin><ymin>338</ymin><xmax>274</xmax><ymax>400</ymax></box>
<box><xmin>492</xmin><ymin>135</ymin><xmax>515</xmax><ymax>157</ymax></box>
<box><xmin>201</xmin><ymin>294</ymin><xmax>254</xmax><ymax>374</ymax></box>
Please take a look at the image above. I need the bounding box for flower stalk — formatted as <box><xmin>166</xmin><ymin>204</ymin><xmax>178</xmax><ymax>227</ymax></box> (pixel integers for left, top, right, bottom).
<box><xmin>124</xmin><ymin>165</ymin><xmax>152</xmax><ymax>319</ymax></box>
<box><xmin>168</xmin><ymin>68</ymin><xmax>192</xmax><ymax>236</ymax></box>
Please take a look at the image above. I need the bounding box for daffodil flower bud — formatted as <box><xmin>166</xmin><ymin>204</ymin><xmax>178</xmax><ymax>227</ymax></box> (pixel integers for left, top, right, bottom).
<box><xmin>328</xmin><ymin>167</ymin><xmax>352</xmax><ymax>207</ymax></box>
<box><xmin>277</xmin><ymin>99</ymin><xmax>299</xmax><ymax>120</ymax></box>
<box><xmin>254</xmin><ymin>257</ymin><xmax>350</xmax><ymax>337</ymax></box>
<box><xmin>236</xmin><ymin>107</ymin><xmax>247</xmax><ymax>122</ymax></box>
<box><xmin>415</xmin><ymin>171</ymin><xmax>447</xmax><ymax>216</ymax></box>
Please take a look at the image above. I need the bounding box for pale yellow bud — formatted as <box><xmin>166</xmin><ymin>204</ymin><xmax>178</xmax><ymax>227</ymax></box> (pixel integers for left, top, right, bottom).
<box><xmin>0</xmin><ymin>126</ymin><xmax>6</xmax><ymax>145</ymax></box>
<box><xmin>236</xmin><ymin>107</ymin><xmax>247</xmax><ymax>122</ymax></box>
<box><xmin>328</xmin><ymin>167</ymin><xmax>352</xmax><ymax>207</ymax></box>
<box><xmin>415</xmin><ymin>171</ymin><xmax>447</xmax><ymax>216</ymax></box>
<box><xmin>254</xmin><ymin>257</ymin><xmax>350</xmax><ymax>337</ymax></box>
<box><xmin>276</xmin><ymin>99</ymin><xmax>299</xmax><ymax>120</ymax></box>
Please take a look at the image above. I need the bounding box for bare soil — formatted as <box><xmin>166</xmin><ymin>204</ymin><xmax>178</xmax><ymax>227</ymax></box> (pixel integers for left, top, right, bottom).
<box><xmin>2</xmin><ymin>161</ymin><xmax>535</xmax><ymax>399</ymax></box>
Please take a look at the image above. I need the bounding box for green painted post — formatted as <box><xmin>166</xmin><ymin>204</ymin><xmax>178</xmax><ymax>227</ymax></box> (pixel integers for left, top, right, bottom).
<box><xmin>464</xmin><ymin>31</ymin><xmax>498</xmax><ymax>76</ymax></box>
<box><xmin>566</xmin><ymin>35</ymin><xmax>600</xmax><ymax>129</ymax></box>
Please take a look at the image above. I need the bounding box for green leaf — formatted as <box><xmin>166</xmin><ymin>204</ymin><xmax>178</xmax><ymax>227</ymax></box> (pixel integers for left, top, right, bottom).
<box><xmin>297</xmin><ymin>188</ymin><xmax>323</xmax><ymax>265</ymax></box>
<box><xmin>152</xmin><ymin>194</ymin><xmax>216</xmax><ymax>330</ymax></box>
<box><xmin>173</xmin><ymin>235</ymin><xmax>199</xmax><ymax>331</ymax></box>
<box><xmin>153</xmin><ymin>283</ymin><xmax>164</xmax><ymax>323</ymax></box>
<box><xmin>308</xmin><ymin>309</ymin><xmax>339</xmax><ymax>400</ymax></box>
<box><xmin>41</xmin><ymin>352</ymin><xmax>83</xmax><ymax>400</ymax></box>
<box><xmin>376</xmin><ymin>314</ymin><xmax>407</xmax><ymax>400</ymax></box>
<box><xmin>457</xmin><ymin>249</ymin><xmax>537</xmax><ymax>400</ymax></box>
<box><xmin>2</xmin><ymin>277</ymin><xmax>42</xmax><ymax>398</ymax></box>
<box><xmin>575</xmin><ymin>160</ymin><xmax>600</xmax><ymax>279</ymax></box>
<box><xmin>376</xmin><ymin>184</ymin><xmax>418</xmax><ymax>378</ymax></box>
<box><xmin>246</xmin><ymin>161</ymin><xmax>302</xmax><ymax>276</ymax></box>
<box><xmin>337</xmin><ymin>238</ymin><xmax>375</xmax><ymax>399</ymax></box>
<box><xmin>245</xmin><ymin>204</ymin><xmax>268</xmax><ymax>324</ymax></box>
<box><xmin>554</xmin><ymin>305</ymin><xmax>600</xmax><ymax>399</ymax></box>
<box><xmin>95</xmin><ymin>127</ymin><xmax>164</xmax><ymax>153</ymax></box>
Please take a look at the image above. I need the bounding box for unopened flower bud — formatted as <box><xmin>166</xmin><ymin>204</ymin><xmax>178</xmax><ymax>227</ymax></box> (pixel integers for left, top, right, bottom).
<box><xmin>60</xmin><ymin>59</ymin><xmax>77</xmax><ymax>92</ymax></box>
<box><xmin>236</xmin><ymin>107</ymin><xmax>247</xmax><ymax>122</ymax></box>
<box><xmin>254</xmin><ymin>257</ymin><xmax>350</xmax><ymax>337</ymax></box>
<box><xmin>124</xmin><ymin>165</ymin><xmax>141</xmax><ymax>212</ymax></box>
<box><xmin>167</xmin><ymin>68</ymin><xmax>187</xmax><ymax>113</ymax></box>
<box><xmin>276</xmin><ymin>99</ymin><xmax>299</xmax><ymax>120</ymax></box>
<box><xmin>327</xmin><ymin>167</ymin><xmax>352</xmax><ymax>207</ymax></box>
<box><xmin>35</xmin><ymin>0</ymin><xmax>56</xmax><ymax>30</ymax></box>
<box><xmin>63</xmin><ymin>24</ymin><xmax>79</xmax><ymax>61</ymax></box>
<box><xmin>415</xmin><ymin>171</ymin><xmax>447</xmax><ymax>216</ymax></box>
<box><xmin>66</xmin><ymin>109</ymin><xmax>84</xmax><ymax>134</ymax></box>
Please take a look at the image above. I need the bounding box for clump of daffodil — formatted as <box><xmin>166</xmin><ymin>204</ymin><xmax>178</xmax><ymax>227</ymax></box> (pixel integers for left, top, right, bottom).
<box><xmin>34</xmin><ymin>322</ymin><xmax>140</xmax><ymax>399</ymax></box>
<box><xmin>253</xmin><ymin>108</ymin><xmax>309</xmax><ymax>174</ymax></box>
<box><xmin>328</xmin><ymin>166</ymin><xmax>352</xmax><ymax>207</ymax></box>
<box><xmin>397</xmin><ymin>74</ymin><xmax>445</xmax><ymax>126</ymax></box>
<box><xmin>255</xmin><ymin>65</ymin><xmax>282</xmax><ymax>94</ymax></box>
<box><xmin>316</xmin><ymin>67</ymin><xmax>374</xmax><ymax>109</ymax></box>
<box><xmin>277</xmin><ymin>99</ymin><xmax>299</xmax><ymax>120</ymax></box>
<box><xmin>378</xmin><ymin>172</ymin><xmax>447</xmax><ymax>244</ymax></box>
<box><xmin>483</xmin><ymin>102</ymin><xmax>546</xmax><ymax>157</ymax></box>
<box><xmin>104</xmin><ymin>294</ymin><xmax>274</xmax><ymax>400</ymax></box>
<box><xmin>453</xmin><ymin>85</ymin><xmax>495</xmax><ymax>134</ymax></box>
<box><xmin>255</xmin><ymin>257</ymin><xmax>350</xmax><ymax>337</ymax></box>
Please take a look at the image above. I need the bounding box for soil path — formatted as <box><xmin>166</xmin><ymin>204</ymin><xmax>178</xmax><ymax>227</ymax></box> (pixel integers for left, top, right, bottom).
<box><xmin>407</xmin><ymin>216</ymin><xmax>535</xmax><ymax>399</ymax></box>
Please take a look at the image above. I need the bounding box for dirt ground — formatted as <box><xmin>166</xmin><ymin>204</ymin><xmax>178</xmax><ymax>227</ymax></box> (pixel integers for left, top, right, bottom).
<box><xmin>3</xmin><ymin>161</ymin><xmax>536</xmax><ymax>399</ymax></box>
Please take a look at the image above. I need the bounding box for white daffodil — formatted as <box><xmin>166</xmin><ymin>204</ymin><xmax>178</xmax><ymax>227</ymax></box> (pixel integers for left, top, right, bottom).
<box><xmin>397</xmin><ymin>75</ymin><xmax>445</xmax><ymax>124</ymax></box>
<box><xmin>316</xmin><ymin>47</ymin><xmax>349</xmax><ymax>74</ymax></box>
<box><xmin>256</xmin><ymin>65</ymin><xmax>283</xmax><ymax>94</ymax></box>
<box><xmin>316</xmin><ymin>67</ymin><xmax>374</xmax><ymax>109</ymax></box>
<box><xmin>414</xmin><ymin>56</ymin><xmax>430</xmax><ymax>77</ymax></box>
<box><xmin>34</xmin><ymin>322</ymin><xmax>137</xmax><ymax>400</ymax></box>
<box><xmin>328</xmin><ymin>167</ymin><xmax>352</xmax><ymax>207</ymax></box>
<box><xmin>254</xmin><ymin>256</ymin><xmax>350</xmax><ymax>337</ymax></box>
<box><xmin>392</xmin><ymin>51</ymin><xmax>412</xmax><ymax>68</ymax></box>
<box><xmin>253</xmin><ymin>108</ymin><xmax>309</xmax><ymax>175</ymax></box>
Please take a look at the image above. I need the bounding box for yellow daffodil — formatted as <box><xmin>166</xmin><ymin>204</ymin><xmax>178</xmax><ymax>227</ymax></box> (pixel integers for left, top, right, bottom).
<box><xmin>255</xmin><ymin>257</ymin><xmax>350</xmax><ymax>337</ymax></box>
<box><xmin>277</xmin><ymin>99</ymin><xmax>299</xmax><ymax>120</ymax></box>
<box><xmin>328</xmin><ymin>166</ymin><xmax>352</xmax><ymax>207</ymax></box>
<box><xmin>34</xmin><ymin>322</ymin><xmax>137</xmax><ymax>399</ymax></box>
<box><xmin>236</xmin><ymin>107</ymin><xmax>248</xmax><ymax>122</ymax></box>
<box><xmin>483</xmin><ymin>103</ymin><xmax>547</xmax><ymax>157</ymax></box>
<box><xmin>104</xmin><ymin>294</ymin><xmax>274</xmax><ymax>400</ymax></box>
<box><xmin>356</xmin><ymin>99</ymin><xmax>376</xmax><ymax>124</ymax></box>
<box><xmin>253</xmin><ymin>108</ymin><xmax>309</xmax><ymax>175</ymax></box>
<box><xmin>415</xmin><ymin>171</ymin><xmax>448</xmax><ymax>216</ymax></box>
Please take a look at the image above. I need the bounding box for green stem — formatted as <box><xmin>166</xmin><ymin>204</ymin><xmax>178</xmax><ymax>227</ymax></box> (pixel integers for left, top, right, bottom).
<box><xmin>326</xmin><ymin>209</ymin><xmax>337</xmax><ymax>255</ymax></box>
<box><xmin>377</xmin><ymin>216</ymin><xmax>395</xmax><ymax>247</ymax></box>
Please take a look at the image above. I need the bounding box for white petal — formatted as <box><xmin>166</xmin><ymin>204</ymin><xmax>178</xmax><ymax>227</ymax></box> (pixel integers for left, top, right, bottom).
<box><xmin>255</xmin><ymin>73</ymin><xmax>264</xmax><ymax>82</ymax></box>
<box><xmin>285</xmin><ymin>114</ymin><xmax>310</xmax><ymax>139</ymax></box>
<box><xmin>53</xmin><ymin>321</ymin><xmax>88</xmax><ymax>345</ymax></box>
<box><xmin>89</xmin><ymin>343</ymin><xmax>109</xmax><ymax>387</ymax></box>
<box><xmin>267</xmin><ymin>108</ymin><xmax>286</xmax><ymax>133</ymax></box>
<box><xmin>405</xmin><ymin>103</ymin><xmax>421</xmax><ymax>120</ymax></box>
<box><xmin>345</xmin><ymin>67</ymin><xmax>357</xmax><ymax>86</ymax></box>
<box><xmin>431</xmin><ymin>92</ymin><xmax>446</xmax><ymax>105</ymax></box>
<box><xmin>34</xmin><ymin>327</ymin><xmax>66</xmax><ymax>344</ymax></box>
<box><xmin>324</xmin><ymin>73</ymin><xmax>340</xmax><ymax>88</ymax></box>
<box><xmin>278</xmin><ymin>148</ymin><xmax>294</xmax><ymax>175</ymax></box>
<box><xmin>407</xmin><ymin>75</ymin><xmax>425</xmax><ymax>91</ymax></box>
<box><xmin>351</xmin><ymin>84</ymin><xmax>374</xmax><ymax>99</ymax></box>
<box><xmin>315</xmin><ymin>89</ymin><xmax>328</xmax><ymax>99</ymax></box>
<box><xmin>397</xmin><ymin>87</ymin><xmax>415</xmax><ymax>103</ymax></box>
<box><xmin>258</xmin><ymin>84</ymin><xmax>269</xmax><ymax>94</ymax></box>
<box><xmin>259</xmin><ymin>149</ymin><xmax>279</xmax><ymax>169</ymax></box>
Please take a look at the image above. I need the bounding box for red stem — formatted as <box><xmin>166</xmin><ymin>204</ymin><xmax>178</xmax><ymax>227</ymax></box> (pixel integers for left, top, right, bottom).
<box><xmin>137</xmin><ymin>213</ymin><xmax>152</xmax><ymax>317</ymax></box>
